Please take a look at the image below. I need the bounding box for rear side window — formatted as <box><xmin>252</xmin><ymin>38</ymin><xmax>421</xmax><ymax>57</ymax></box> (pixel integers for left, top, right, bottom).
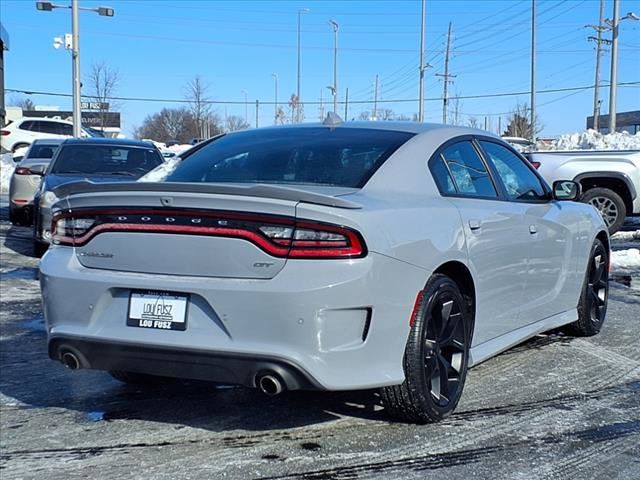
<box><xmin>37</xmin><ymin>121</ymin><xmax>61</xmax><ymax>135</ymax></box>
<box><xmin>167</xmin><ymin>127</ymin><xmax>415</xmax><ymax>188</ymax></box>
<box><xmin>440</xmin><ymin>142</ymin><xmax>497</xmax><ymax>198</ymax></box>
<box><xmin>19</xmin><ymin>121</ymin><xmax>35</xmax><ymax>131</ymax></box>
<box><xmin>51</xmin><ymin>145</ymin><xmax>163</xmax><ymax>177</ymax></box>
<box><xmin>28</xmin><ymin>144</ymin><xmax>58</xmax><ymax>159</ymax></box>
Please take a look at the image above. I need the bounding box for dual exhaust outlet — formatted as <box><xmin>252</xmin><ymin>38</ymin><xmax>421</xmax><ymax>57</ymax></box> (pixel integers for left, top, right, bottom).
<box><xmin>58</xmin><ymin>347</ymin><xmax>286</xmax><ymax>396</ymax></box>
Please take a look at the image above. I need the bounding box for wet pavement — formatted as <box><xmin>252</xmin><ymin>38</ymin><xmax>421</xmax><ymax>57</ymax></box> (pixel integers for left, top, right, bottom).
<box><xmin>1</xmin><ymin>194</ymin><xmax>639</xmax><ymax>479</ymax></box>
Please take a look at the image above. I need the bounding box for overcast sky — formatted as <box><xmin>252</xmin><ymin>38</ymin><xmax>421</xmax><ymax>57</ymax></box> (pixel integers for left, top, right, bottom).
<box><xmin>2</xmin><ymin>0</ymin><xmax>639</xmax><ymax>136</ymax></box>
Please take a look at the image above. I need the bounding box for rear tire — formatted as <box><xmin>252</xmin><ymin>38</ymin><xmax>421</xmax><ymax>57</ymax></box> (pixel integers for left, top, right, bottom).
<box><xmin>381</xmin><ymin>274</ymin><xmax>471</xmax><ymax>423</ymax></box>
<box><xmin>581</xmin><ymin>187</ymin><xmax>626</xmax><ymax>235</ymax></box>
<box><xmin>12</xmin><ymin>143</ymin><xmax>30</xmax><ymax>153</ymax></box>
<box><xmin>569</xmin><ymin>239</ymin><xmax>609</xmax><ymax>336</ymax></box>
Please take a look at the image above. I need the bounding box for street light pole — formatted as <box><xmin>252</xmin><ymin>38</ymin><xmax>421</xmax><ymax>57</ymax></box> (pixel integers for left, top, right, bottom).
<box><xmin>329</xmin><ymin>20</ymin><xmax>338</xmax><ymax>113</ymax></box>
<box><xmin>71</xmin><ymin>0</ymin><xmax>81</xmax><ymax>137</ymax></box>
<box><xmin>272</xmin><ymin>73</ymin><xmax>278</xmax><ymax>124</ymax></box>
<box><xmin>296</xmin><ymin>8</ymin><xmax>309</xmax><ymax>123</ymax></box>
<box><xmin>36</xmin><ymin>1</ymin><xmax>114</xmax><ymax>137</ymax></box>
<box><xmin>530</xmin><ymin>0</ymin><xmax>536</xmax><ymax>141</ymax></box>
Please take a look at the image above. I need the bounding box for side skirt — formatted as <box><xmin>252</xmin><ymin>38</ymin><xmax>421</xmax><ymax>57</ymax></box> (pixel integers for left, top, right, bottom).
<box><xmin>468</xmin><ymin>309</ymin><xmax>578</xmax><ymax>367</ymax></box>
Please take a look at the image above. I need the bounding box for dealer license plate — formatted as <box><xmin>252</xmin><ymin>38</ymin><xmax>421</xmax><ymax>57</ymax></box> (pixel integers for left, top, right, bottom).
<box><xmin>127</xmin><ymin>290</ymin><xmax>188</xmax><ymax>331</ymax></box>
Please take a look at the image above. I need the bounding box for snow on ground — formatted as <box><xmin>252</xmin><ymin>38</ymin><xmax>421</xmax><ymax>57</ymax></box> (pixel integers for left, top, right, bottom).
<box><xmin>611</xmin><ymin>248</ymin><xmax>640</xmax><ymax>270</ymax></box>
<box><xmin>548</xmin><ymin>129</ymin><xmax>640</xmax><ymax>151</ymax></box>
<box><xmin>1</xmin><ymin>152</ymin><xmax>16</xmax><ymax>193</ymax></box>
<box><xmin>138</xmin><ymin>156</ymin><xmax>181</xmax><ymax>182</ymax></box>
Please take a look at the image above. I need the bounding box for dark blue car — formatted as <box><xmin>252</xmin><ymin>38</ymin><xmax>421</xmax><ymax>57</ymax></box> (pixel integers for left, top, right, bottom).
<box><xmin>33</xmin><ymin>138</ymin><xmax>164</xmax><ymax>256</ymax></box>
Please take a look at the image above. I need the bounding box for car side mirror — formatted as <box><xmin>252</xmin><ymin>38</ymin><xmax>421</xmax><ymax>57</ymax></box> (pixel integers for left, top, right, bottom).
<box><xmin>552</xmin><ymin>180</ymin><xmax>581</xmax><ymax>201</ymax></box>
<box><xmin>29</xmin><ymin>165</ymin><xmax>46</xmax><ymax>176</ymax></box>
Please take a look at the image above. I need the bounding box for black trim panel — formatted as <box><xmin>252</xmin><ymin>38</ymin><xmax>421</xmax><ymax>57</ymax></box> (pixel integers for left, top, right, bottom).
<box><xmin>49</xmin><ymin>336</ymin><xmax>323</xmax><ymax>390</ymax></box>
<box><xmin>573</xmin><ymin>171</ymin><xmax>637</xmax><ymax>201</ymax></box>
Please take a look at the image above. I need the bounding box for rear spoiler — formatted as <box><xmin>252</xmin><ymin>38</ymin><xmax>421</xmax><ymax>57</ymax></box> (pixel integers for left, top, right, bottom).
<box><xmin>51</xmin><ymin>180</ymin><xmax>362</xmax><ymax>210</ymax></box>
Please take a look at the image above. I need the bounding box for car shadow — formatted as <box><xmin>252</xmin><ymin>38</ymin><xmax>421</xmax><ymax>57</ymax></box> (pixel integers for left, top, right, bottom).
<box><xmin>2</xmin><ymin>224</ymin><xmax>38</xmax><ymax>258</ymax></box>
<box><xmin>0</xmin><ymin>309</ymin><xmax>582</xmax><ymax>433</ymax></box>
<box><xmin>0</xmin><ymin>312</ymin><xmax>388</xmax><ymax>433</ymax></box>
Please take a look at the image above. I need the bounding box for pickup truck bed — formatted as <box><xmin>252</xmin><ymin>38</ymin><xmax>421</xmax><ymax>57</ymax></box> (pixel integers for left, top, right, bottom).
<box><xmin>526</xmin><ymin>150</ymin><xmax>640</xmax><ymax>234</ymax></box>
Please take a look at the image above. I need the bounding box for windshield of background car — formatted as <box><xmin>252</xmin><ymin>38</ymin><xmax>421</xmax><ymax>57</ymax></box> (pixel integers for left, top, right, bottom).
<box><xmin>27</xmin><ymin>144</ymin><xmax>58</xmax><ymax>159</ymax></box>
<box><xmin>50</xmin><ymin>145</ymin><xmax>164</xmax><ymax>177</ymax></box>
<box><xmin>166</xmin><ymin>127</ymin><xmax>415</xmax><ymax>188</ymax></box>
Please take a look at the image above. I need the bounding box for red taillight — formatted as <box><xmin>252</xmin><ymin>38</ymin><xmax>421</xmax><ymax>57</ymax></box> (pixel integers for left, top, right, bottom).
<box><xmin>51</xmin><ymin>208</ymin><xmax>367</xmax><ymax>259</ymax></box>
<box><xmin>0</xmin><ymin>130</ymin><xmax>10</xmax><ymax>136</ymax></box>
<box><xmin>530</xmin><ymin>160</ymin><xmax>541</xmax><ymax>169</ymax></box>
<box><xmin>14</xmin><ymin>167</ymin><xmax>31</xmax><ymax>175</ymax></box>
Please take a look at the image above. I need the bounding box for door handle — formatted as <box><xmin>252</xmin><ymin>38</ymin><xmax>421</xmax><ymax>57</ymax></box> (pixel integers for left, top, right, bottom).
<box><xmin>529</xmin><ymin>225</ymin><xmax>537</xmax><ymax>234</ymax></box>
<box><xmin>469</xmin><ymin>219</ymin><xmax>481</xmax><ymax>231</ymax></box>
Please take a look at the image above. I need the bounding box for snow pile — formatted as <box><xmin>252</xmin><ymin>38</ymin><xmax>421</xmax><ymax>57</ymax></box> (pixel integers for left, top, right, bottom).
<box><xmin>138</xmin><ymin>156</ymin><xmax>181</xmax><ymax>182</ymax></box>
<box><xmin>551</xmin><ymin>129</ymin><xmax>640</xmax><ymax>151</ymax></box>
<box><xmin>610</xmin><ymin>248</ymin><xmax>640</xmax><ymax>270</ymax></box>
<box><xmin>0</xmin><ymin>152</ymin><xmax>16</xmax><ymax>193</ymax></box>
<box><xmin>166</xmin><ymin>144</ymin><xmax>192</xmax><ymax>155</ymax></box>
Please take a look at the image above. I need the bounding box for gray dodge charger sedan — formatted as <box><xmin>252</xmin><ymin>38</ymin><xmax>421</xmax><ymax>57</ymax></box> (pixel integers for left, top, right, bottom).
<box><xmin>40</xmin><ymin>121</ymin><xmax>609</xmax><ymax>423</ymax></box>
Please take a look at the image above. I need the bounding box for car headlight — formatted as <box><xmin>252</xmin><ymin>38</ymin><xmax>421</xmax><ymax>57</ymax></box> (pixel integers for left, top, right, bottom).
<box><xmin>39</xmin><ymin>191</ymin><xmax>59</xmax><ymax>208</ymax></box>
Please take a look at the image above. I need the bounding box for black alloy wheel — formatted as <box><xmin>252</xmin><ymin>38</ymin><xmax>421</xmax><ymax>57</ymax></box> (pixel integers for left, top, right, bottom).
<box><xmin>381</xmin><ymin>274</ymin><xmax>471</xmax><ymax>423</ymax></box>
<box><xmin>570</xmin><ymin>238</ymin><xmax>609</xmax><ymax>336</ymax></box>
<box><xmin>424</xmin><ymin>292</ymin><xmax>466</xmax><ymax>407</ymax></box>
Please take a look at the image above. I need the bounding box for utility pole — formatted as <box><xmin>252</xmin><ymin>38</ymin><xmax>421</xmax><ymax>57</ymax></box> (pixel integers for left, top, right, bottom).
<box><xmin>241</xmin><ymin>90</ymin><xmax>248</xmax><ymax>125</ymax></box>
<box><xmin>255</xmin><ymin>100</ymin><xmax>259</xmax><ymax>128</ymax></box>
<box><xmin>608</xmin><ymin>0</ymin><xmax>620</xmax><ymax>133</ymax></box>
<box><xmin>418</xmin><ymin>0</ymin><xmax>426</xmax><ymax>122</ymax></box>
<box><xmin>373</xmin><ymin>74</ymin><xmax>379</xmax><ymax>119</ymax></box>
<box><xmin>587</xmin><ymin>0</ymin><xmax>609</xmax><ymax>132</ymax></box>
<box><xmin>319</xmin><ymin>89</ymin><xmax>325</xmax><ymax>120</ymax></box>
<box><xmin>436</xmin><ymin>22</ymin><xmax>455</xmax><ymax>124</ymax></box>
<box><xmin>344</xmin><ymin>87</ymin><xmax>349</xmax><ymax>119</ymax></box>
<box><xmin>530</xmin><ymin>0</ymin><xmax>536</xmax><ymax>141</ymax></box>
<box><xmin>271</xmin><ymin>73</ymin><xmax>278</xmax><ymax>124</ymax></box>
<box><xmin>329</xmin><ymin>20</ymin><xmax>339</xmax><ymax>113</ymax></box>
<box><xmin>296</xmin><ymin>8</ymin><xmax>309</xmax><ymax>123</ymax></box>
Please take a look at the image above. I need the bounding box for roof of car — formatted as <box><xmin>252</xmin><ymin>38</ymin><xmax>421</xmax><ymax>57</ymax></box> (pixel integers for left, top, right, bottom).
<box><xmin>229</xmin><ymin>120</ymin><xmax>500</xmax><ymax>138</ymax></box>
<box><xmin>60</xmin><ymin>137</ymin><xmax>159</xmax><ymax>148</ymax></box>
<box><xmin>31</xmin><ymin>138</ymin><xmax>65</xmax><ymax>145</ymax></box>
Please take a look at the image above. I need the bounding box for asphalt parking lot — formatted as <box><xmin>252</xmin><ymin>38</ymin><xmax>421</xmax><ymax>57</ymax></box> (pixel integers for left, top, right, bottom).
<box><xmin>1</xmin><ymin>194</ymin><xmax>639</xmax><ymax>480</ymax></box>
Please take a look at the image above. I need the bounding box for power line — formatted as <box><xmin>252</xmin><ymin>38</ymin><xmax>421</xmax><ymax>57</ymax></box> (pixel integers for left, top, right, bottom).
<box><xmin>8</xmin><ymin>82</ymin><xmax>638</xmax><ymax>106</ymax></box>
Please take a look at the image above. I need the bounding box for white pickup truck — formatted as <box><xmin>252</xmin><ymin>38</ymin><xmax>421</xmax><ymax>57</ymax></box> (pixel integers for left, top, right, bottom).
<box><xmin>526</xmin><ymin>150</ymin><xmax>640</xmax><ymax>234</ymax></box>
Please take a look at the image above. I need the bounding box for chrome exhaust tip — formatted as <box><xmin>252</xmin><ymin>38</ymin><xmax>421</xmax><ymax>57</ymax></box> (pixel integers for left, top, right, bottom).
<box><xmin>60</xmin><ymin>351</ymin><xmax>81</xmax><ymax>370</ymax></box>
<box><xmin>257</xmin><ymin>374</ymin><xmax>284</xmax><ymax>396</ymax></box>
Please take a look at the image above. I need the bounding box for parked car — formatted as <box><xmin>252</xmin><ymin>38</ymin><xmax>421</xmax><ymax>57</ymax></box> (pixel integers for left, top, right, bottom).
<box><xmin>9</xmin><ymin>138</ymin><xmax>64</xmax><ymax>225</ymax></box>
<box><xmin>0</xmin><ymin>117</ymin><xmax>97</xmax><ymax>153</ymax></box>
<box><xmin>40</xmin><ymin>122</ymin><xmax>609</xmax><ymax>423</ymax></box>
<box><xmin>33</xmin><ymin>138</ymin><xmax>164</xmax><ymax>256</ymax></box>
<box><xmin>526</xmin><ymin>149</ymin><xmax>640</xmax><ymax>234</ymax></box>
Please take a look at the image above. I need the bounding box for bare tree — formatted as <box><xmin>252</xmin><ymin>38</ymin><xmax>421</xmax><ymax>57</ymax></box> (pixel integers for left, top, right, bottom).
<box><xmin>225</xmin><ymin>115</ymin><xmax>250</xmax><ymax>132</ymax></box>
<box><xmin>288</xmin><ymin>94</ymin><xmax>304</xmax><ymax>123</ymax></box>
<box><xmin>184</xmin><ymin>75</ymin><xmax>212</xmax><ymax>138</ymax></box>
<box><xmin>467</xmin><ymin>117</ymin><xmax>480</xmax><ymax>129</ymax></box>
<box><xmin>87</xmin><ymin>62</ymin><xmax>120</xmax><ymax>130</ymax></box>
<box><xmin>504</xmin><ymin>103</ymin><xmax>543</xmax><ymax>139</ymax></box>
<box><xmin>9</xmin><ymin>95</ymin><xmax>36</xmax><ymax>112</ymax></box>
<box><xmin>134</xmin><ymin>107</ymin><xmax>197</xmax><ymax>143</ymax></box>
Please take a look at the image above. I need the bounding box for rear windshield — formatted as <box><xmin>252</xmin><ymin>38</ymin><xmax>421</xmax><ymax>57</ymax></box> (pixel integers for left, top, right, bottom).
<box><xmin>51</xmin><ymin>145</ymin><xmax>163</xmax><ymax>177</ymax></box>
<box><xmin>27</xmin><ymin>144</ymin><xmax>58</xmax><ymax>159</ymax></box>
<box><xmin>167</xmin><ymin>127</ymin><xmax>414</xmax><ymax>188</ymax></box>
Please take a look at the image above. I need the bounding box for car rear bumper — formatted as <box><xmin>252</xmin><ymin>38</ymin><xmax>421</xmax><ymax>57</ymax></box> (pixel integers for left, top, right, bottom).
<box><xmin>40</xmin><ymin>246</ymin><xmax>428</xmax><ymax>390</ymax></box>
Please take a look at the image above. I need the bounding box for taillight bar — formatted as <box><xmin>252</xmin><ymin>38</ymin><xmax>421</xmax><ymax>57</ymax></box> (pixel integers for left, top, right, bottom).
<box><xmin>14</xmin><ymin>167</ymin><xmax>32</xmax><ymax>175</ymax></box>
<box><xmin>51</xmin><ymin>207</ymin><xmax>366</xmax><ymax>259</ymax></box>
